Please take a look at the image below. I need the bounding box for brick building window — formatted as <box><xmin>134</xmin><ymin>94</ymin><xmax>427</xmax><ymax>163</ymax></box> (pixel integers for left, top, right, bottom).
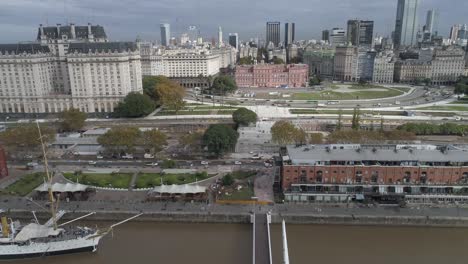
<box><xmin>316</xmin><ymin>171</ymin><xmax>323</xmax><ymax>183</ymax></box>
<box><xmin>403</xmin><ymin>171</ymin><xmax>411</xmax><ymax>183</ymax></box>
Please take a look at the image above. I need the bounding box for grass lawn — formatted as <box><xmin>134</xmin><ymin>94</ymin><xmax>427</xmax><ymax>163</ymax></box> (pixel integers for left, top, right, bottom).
<box><xmin>230</xmin><ymin>170</ymin><xmax>257</xmax><ymax>180</ymax></box>
<box><xmin>348</xmin><ymin>84</ymin><xmax>386</xmax><ymax>90</ymax></box>
<box><xmin>135</xmin><ymin>172</ymin><xmax>212</xmax><ymax>189</ymax></box>
<box><xmin>63</xmin><ymin>173</ymin><xmax>132</xmax><ymax>189</ymax></box>
<box><xmin>220</xmin><ymin>186</ymin><xmax>255</xmax><ymax>201</ymax></box>
<box><xmin>392</xmin><ymin>87</ymin><xmax>411</xmax><ymax>93</ymax></box>
<box><xmin>416</xmin><ymin>105</ymin><xmax>468</xmax><ymax>111</ymax></box>
<box><xmin>290</xmin><ymin>109</ymin><xmax>404</xmax><ymax>116</ymax></box>
<box><xmin>291</xmin><ymin>89</ymin><xmax>402</xmax><ymax>100</ymax></box>
<box><xmin>4</xmin><ymin>173</ymin><xmax>46</xmax><ymax>196</ymax></box>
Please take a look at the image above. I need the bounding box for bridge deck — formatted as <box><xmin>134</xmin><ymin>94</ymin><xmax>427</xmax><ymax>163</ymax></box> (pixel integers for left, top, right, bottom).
<box><xmin>254</xmin><ymin>214</ymin><xmax>270</xmax><ymax>264</ymax></box>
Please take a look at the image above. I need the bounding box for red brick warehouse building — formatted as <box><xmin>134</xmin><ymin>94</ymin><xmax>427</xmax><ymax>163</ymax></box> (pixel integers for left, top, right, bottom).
<box><xmin>280</xmin><ymin>144</ymin><xmax>468</xmax><ymax>204</ymax></box>
<box><xmin>234</xmin><ymin>64</ymin><xmax>309</xmax><ymax>88</ymax></box>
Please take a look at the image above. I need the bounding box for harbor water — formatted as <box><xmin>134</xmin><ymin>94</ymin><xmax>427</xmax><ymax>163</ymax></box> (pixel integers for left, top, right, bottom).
<box><xmin>16</xmin><ymin>222</ymin><xmax>468</xmax><ymax>264</ymax></box>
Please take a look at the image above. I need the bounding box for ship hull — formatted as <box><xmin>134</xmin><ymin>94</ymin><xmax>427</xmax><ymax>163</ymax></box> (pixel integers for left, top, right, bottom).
<box><xmin>0</xmin><ymin>245</ymin><xmax>96</xmax><ymax>260</ymax></box>
<box><xmin>0</xmin><ymin>234</ymin><xmax>102</xmax><ymax>260</ymax></box>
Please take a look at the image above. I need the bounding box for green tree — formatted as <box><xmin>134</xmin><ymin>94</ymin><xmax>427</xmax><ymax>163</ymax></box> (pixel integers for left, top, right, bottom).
<box><xmin>202</xmin><ymin>124</ymin><xmax>239</xmax><ymax>157</ymax></box>
<box><xmin>239</xmin><ymin>56</ymin><xmax>255</xmax><ymax>65</ymax></box>
<box><xmin>114</xmin><ymin>92</ymin><xmax>155</xmax><ymax>118</ymax></box>
<box><xmin>454</xmin><ymin>76</ymin><xmax>468</xmax><ymax>94</ymax></box>
<box><xmin>142</xmin><ymin>75</ymin><xmax>169</xmax><ymax>101</ymax></box>
<box><xmin>98</xmin><ymin>126</ymin><xmax>141</xmax><ymax>154</ymax></box>
<box><xmin>180</xmin><ymin>132</ymin><xmax>203</xmax><ymax>152</ymax></box>
<box><xmin>59</xmin><ymin>108</ymin><xmax>87</xmax><ymax>132</ymax></box>
<box><xmin>221</xmin><ymin>174</ymin><xmax>234</xmax><ymax>186</ymax></box>
<box><xmin>272</xmin><ymin>57</ymin><xmax>285</xmax><ymax>64</ymax></box>
<box><xmin>271</xmin><ymin>120</ymin><xmax>305</xmax><ymax>145</ymax></box>
<box><xmin>155</xmin><ymin>80</ymin><xmax>186</xmax><ymax>114</ymax></box>
<box><xmin>351</xmin><ymin>107</ymin><xmax>360</xmax><ymax>130</ymax></box>
<box><xmin>0</xmin><ymin>124</ymin><xmax>55</xmax><ymax>152</ymax></box>
<box><xmin>211</xmin><ymin>75</ymin><xmax>238</xmax><ymax>95</ymax></box>
<box><xmin>309</xmin><ymin>76</ymin><xmax>322</xmax><ymax>86</ymax></box>
<box><xmin>336</xmin><ymin>109</ymin><xmax>343</xmax><ymax>131</ymax></box>
<box><xmin>142</xmin><ymin>129</ymin><xmax>167</xmax><ymax>155</ymax></box>
<box><xmin>309</xmin><ymin>133</ymin><xmax>324</xmax><ymax>144</ymax></box>
<box><xmin>232</xmin><ymin>108</ymin><xmax>257</xmax><ymax>126</ymax></box>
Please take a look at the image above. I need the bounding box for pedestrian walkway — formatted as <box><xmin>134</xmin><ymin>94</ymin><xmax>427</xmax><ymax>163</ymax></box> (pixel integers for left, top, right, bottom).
<box><xmin>253</xmin><ymin>213</ymin><xmax>272</xmax><ymax>264</ymax></box>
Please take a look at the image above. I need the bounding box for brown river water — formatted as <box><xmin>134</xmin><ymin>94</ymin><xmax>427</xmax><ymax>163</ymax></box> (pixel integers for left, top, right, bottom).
<box><xmin>13</xmin><ymin>222</ymin><xmax>468</xmax><ymax>264</ymax></box>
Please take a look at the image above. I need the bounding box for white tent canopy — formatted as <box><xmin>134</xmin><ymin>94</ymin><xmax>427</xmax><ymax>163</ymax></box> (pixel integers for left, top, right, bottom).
<box><xmin>35</xmin><ymin>182</ymin><xmax>90</xmax><ymax>193</ymax></box>
<box><xmin>149</xmin><ymin>184</ymin><xmax>206</xmax><ymax>194</ymax></box>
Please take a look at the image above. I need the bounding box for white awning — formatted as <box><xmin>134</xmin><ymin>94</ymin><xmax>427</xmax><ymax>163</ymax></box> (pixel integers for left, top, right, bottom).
<box><xmin>149</xmin><ymin>184</ymin><xmax>206</xmax><ymax>194</ymax></box>
<box><xmin>35</xmin><ymin>182</ymin><xmax>90</xmax><ymax>193</ymax></box>
<box><xmin>14</xmin><ymin>223</ymin><xmax>63</xmax><ymax>242</ymax></box>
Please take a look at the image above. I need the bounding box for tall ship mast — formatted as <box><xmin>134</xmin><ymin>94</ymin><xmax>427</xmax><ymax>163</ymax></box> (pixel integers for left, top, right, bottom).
<box><xmin>0</xmin><ymin>122</ymin><xmax>142</xmax><ymax>260</ymax></box>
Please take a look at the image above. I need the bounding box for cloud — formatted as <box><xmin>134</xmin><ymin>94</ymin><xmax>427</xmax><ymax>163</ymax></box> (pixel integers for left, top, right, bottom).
<box><xmin>0</xmin><ymin>0</ymin><xmax>466</xmax><ymax>43</ymax></box>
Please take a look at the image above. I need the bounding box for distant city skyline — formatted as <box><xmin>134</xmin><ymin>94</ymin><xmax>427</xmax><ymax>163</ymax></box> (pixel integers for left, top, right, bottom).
<box><xmin>1</xmin><ymin>0</ymin><xmax>468</xmax><ymax>43</ymax></box>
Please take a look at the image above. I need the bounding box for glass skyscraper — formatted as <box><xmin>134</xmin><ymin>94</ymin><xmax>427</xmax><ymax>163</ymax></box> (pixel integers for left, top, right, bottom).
<box><xmin>160</xmin><ymin>23</ymin><xmax>170</xmax><ymax>47</ymax></box>
<box><xmin>394</xmin><ymin>0</ymin><xmax>419</xmax><ymax>47</ymax></box>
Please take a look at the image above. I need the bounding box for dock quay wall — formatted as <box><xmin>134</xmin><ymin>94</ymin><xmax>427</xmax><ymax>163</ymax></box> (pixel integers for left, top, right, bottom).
<box><xmin>6</xmin><ymin>210</ymin><xmax>468</xmax><ymax>228</ymax></box>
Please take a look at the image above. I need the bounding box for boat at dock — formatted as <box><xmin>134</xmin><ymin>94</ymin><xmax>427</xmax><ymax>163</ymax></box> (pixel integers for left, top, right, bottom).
<box><xmin>0</xmin><ymin>122</ymin><xmax>142</xmax><ymax>260</ymax></box>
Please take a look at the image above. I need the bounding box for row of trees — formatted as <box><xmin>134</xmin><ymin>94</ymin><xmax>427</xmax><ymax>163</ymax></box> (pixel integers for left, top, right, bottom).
<box><xmin>114</xmin><ymin>76</ymin><xmax>186</xmax><ymax>118</ymax></box>
<box><xmin>398</xmin><ymin>122</ymin><xmax>468</xmax><ymax>136</ymax></box>
<box><xmin>115</xmin><ymin>74</ymin><xmax>239</xmax><ymax>118</ymax></box>
<box><xmin>268</xmin><ymin>120</ymin><xmax>417</xmax><ymax>146</ymax></box>
<box><xmin>97</xmin><ymin>127</ymin><xmax>167</xmax><ymax>155</ymax></box>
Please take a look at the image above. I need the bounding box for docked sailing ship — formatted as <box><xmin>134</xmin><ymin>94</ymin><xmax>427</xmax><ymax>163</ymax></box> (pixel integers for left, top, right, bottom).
<box><xmin>0</xmin><ymin>122</ymin><xmax>141</xmax><ymax>259</ymax></box>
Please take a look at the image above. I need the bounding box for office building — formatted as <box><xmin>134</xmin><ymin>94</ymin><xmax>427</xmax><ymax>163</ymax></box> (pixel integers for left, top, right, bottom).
<box><xmin>0</xmin><ymin>24</ymin><xmax>142</xmax><ymax>114</ymax></box>
<box><xmin>218</xmin><ymin>26</ymin><xmax>223</xmax><ymax>48</ymax></box>
<box><xmin>357</xmin><ymin>50</ymin><xmax>377</xmax><ymax>81</ymax></box>
<box><xmin>266</xmin><ymin>22</ymin><xmax>281</xmax><ymax>47</ymax></box>
<box><xmin>347</xmin><ymin>20</ymin><xmax>374</xmax><ymax>47</ymax></box>
<box><xmin>334</xmin><ymin>46</ymin><xmax>359</xmax><ymax>81</ymax></box>
<box><xmin>431</xmin><ymin>47</ymin><xmax>465</xmax><ymax>85</ymax></box>
<box><xmin>394</xmin><ymin>0</ymin><xmax>419</xmax><ymax>47</ymax></box>
<box><xmin>372</xmin><ymin>51</ymin><xmax>395</xmax><ymax>84</ymax></box>
<box><xmin>229</xmin><ymin>33</ymin><xmax>239</xmax><ymax>50</ymax></box>
<box><xmin>234</xmin><ymin>64</ymin><xmax>309</xmax><ymax>88</ymax></box>
<box><xmin>160</xmin><ymin>23</ymin><xmax>170</xmax><ymax>47</ymax></box>
<box><xmin>281</xmin><ymin>144</ymin><xmax>468</xmax><ymax>204</ymax></box>
<box><xmin>450</xmin><ymin>24</ymin><xmax>461</xmax><ymax>43</ymax></box>
<box><xmin>302</xmin><ymin>45</ymin><xmax>335</xmax><ymax>80</ymax></box>
<box><xmin>284</xmin><ymin>23</ymin><xmax>295</xmax><ymax>46</ymax></box>
<box><xmin>330</xmin><ymin>28</ymin><xmax>346</xmax><ymax>47</ymax></box>
<box><xmin>322</xmin><ymin>30</ymin><xmax>330</xmax><ymax>42</ymax></box>
<box><xmin>424</xmin><ymin>9</ymin><xmax>438</xmax><ymax>35</ymax></box>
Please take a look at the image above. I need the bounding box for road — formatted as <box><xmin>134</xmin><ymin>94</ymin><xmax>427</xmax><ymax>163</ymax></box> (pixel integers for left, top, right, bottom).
<box><xmin>187</xmin><ymin>85</ymin><xmax>454</xmax><ymax>110</ymax></box>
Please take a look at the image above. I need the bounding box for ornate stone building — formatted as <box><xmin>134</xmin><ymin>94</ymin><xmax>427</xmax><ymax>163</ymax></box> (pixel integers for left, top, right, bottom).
<box><xmin>0</xmin><ymin>24</ymin><xmax>142</xmax><ymax>114</ymax></box>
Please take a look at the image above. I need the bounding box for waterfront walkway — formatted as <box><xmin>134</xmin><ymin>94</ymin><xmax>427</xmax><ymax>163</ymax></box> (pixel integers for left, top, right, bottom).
<box><xmin>253</xmin><ymin>214</ymin><xmax>272</xmax><ymax>264</ymax></box>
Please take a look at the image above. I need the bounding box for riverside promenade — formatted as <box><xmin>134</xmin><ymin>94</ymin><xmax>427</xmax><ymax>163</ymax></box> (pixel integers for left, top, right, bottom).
<box><xmin>3</xmin><ymin>196</ymin><xmax>468</xmax><ymax>227</ymax></box>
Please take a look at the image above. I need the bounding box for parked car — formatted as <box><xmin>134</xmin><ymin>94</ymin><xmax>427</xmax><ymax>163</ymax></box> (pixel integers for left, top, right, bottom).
<box><xmin>144</xmin><ymin>153</ymin><xmax>155</xmax><ymax>159</ymax></box>
<box><xmin>145</xmin><ymin>162</ymin><xmax>158</xmax><ymax>167</ymax></box>
<box><xmin>201</xmin><ymin>161</ymin><xmax>209</xmax><ymax>165</ymax></box>
<box><xmin>88</xmin><ymin>161</ymin><xmax>97</xmax><ymax>165</ymax></box>
<box><xmin>96</xmin><ymin>155</ymin><xmax>104</xmax><ymax>159</ymax></box>
<box><xmin>234</xmin><ymin>161</ymin><xmax>242</xmax><ymax>165</ymax></box>
<box><xmin>122</xmin><ymin>154</ymin><xmax>133</xmax><ymax>159</ymax></box>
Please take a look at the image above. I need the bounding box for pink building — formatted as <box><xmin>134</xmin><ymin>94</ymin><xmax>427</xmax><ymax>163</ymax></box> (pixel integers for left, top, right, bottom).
<box><xmin>235</xmin><ymin>64</ymin><xmax>309</xmax><ymax>88</ymax></box>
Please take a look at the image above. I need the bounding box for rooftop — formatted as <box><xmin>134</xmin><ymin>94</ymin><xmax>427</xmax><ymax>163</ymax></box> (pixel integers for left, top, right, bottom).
<box><xmin>0</xmin><ymin>43</ymin><xmax>50</xmax><ymax>55</ymax></box>
<box><xmin>285</xmin><ymin>144</ymin><xmax>468</xmax><ymax>165</ymax></box>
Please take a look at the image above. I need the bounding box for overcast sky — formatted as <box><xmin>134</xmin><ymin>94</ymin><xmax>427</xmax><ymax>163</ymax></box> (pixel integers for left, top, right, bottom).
<box><xmin>1</xmin><ymin>0</ymin><xmax>467</xmax><ymax>43</ymax></box>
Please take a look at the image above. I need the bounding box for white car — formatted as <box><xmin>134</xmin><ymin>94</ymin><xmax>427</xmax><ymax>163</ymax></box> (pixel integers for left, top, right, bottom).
<box><xmin>88</xmin><ymin>161</ymin><xmax>97</xmax><ymax>165</ymax></box>
<box><xmin>96</xmin><ymin>155</ymin><xmax>104</xmax><ymax>159</ymax></box>
<box><xmin>234</xmin><ymin>161</ymin><xmax>242</xmax><ymax>165</ymax></box>
<box><xmin>145</xmin><ymin>162</ymin><xmax>158</xmax><ymax>167</ymax></box>
<box><xmin>201</xmin><ymin>161</ymin><xmax>209</xmax><ymax>165</ymax></box>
